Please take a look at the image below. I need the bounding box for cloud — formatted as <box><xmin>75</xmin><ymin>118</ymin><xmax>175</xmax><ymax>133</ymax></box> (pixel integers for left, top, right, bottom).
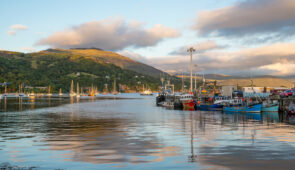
<box><xmin>36</xmin><ymin>17</ymin><xmax>180</xmax><ymax>51</ymax></box>
<box><xmin>21</xmin><ymin>47</ymin><xmax>35</xmax><ymax>53</ymax></box>
<box><xmin>193</xmin><ymin>0</ymin><xmax>295</xmax><ymax>37</ymax></box>
<box><xmin>7</xmin><ymin>24</ymin><xmax>28</xmax><ymax>36</ymax></box>
<box><xmin>169</xmin><ymin>40</ymin><xmax>225</xmax><ymax>55</ymax></box>
<box><xmin>10</xmin><ymin>24</ymin><xmax>28</xmax><ymax>30</ymax></box>
<box><xmin>7</xmin><ymin>30</ymin><xmax>16</xmax><ymax>36</ymax></box>
<box><xmin>150</xmin><ymin>43</ymin><xmax>295</xmax><ymax>76</ymax></box>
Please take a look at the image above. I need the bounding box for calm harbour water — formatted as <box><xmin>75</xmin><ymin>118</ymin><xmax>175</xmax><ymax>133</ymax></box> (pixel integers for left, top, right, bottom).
<box><xmin>1</xmin><ymin>94</ymin><xmax>295</xmax><ymax>170</ymax></box>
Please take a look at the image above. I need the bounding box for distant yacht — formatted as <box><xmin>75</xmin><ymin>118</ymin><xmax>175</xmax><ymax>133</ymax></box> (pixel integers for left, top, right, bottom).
<box><xmin>76</xmin><ymin>82</ymin><xmax>80</xmax><ymax>98</ymax></box>
<box><xmin>112</xmin><ymin>79</ymin><xmax>118</xmax><ymax>95</ymax></box>
<box><xmin>59</xmin><ymin>88</ymin><xmax>63</xmax><ymax>96</ymax></box>
<box><xmin>47</xmin><ymin>85</ymin><xmax>52</xmax><ymax>96</ymax></box>
<box><xmin>69</xmin><ymin>80</ymin><xmax>76</xmax><ymax>97</ymax></box>
<box><xmin>140</xmin><ymin>84</ymin><xmax>153</xmax><ymax>96</ymax></box>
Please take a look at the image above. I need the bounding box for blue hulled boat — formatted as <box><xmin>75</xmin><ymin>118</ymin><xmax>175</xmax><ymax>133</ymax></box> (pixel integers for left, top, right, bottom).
<box><xmin>196</xmin><ymin>104</ymin><xmax>223</xmax><ymax>111</ymax></box>
<box><xmin>261</xmin><ymin>103</ymin><xmax>279</xmax><ymax>112</ymax></box>
<box><xmin>223</xmin><ymin>103</ymin><xmax>262</xmax><ymax>113</ymax></box>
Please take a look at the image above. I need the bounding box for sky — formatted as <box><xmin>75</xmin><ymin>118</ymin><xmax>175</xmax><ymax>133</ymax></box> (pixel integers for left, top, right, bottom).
<box><xmin>1</xmin><ymin>0</ymin><xmax>295</xmax><ymax>76</ymax></box>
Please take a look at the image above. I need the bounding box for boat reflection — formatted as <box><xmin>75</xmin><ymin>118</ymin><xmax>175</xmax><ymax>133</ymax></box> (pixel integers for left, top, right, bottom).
<box><xmin>223</xmin><ymin>111</ymin><xmax>262</xmax><ymax>121</ymax></box>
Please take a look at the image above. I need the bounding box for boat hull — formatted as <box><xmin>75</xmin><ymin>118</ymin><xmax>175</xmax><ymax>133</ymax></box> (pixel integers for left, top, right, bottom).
<box><xmin>196</xmin><ymin>104</ymin><xmax>223</xmax><ymax>111</ymax></box>
<box><xmin>183</xmin><ymin>101</ymin><xmax>195</xmax><ymax>110</ymax></box>
<box><xmin>261</xmin><ymin>105</ymin><xmax>279</xmax><ymax>112</ymax></box>
<box><xmin>223</xmin><ymin>103</ymin><xmax>262</xmax><ymax>113</ymax></box>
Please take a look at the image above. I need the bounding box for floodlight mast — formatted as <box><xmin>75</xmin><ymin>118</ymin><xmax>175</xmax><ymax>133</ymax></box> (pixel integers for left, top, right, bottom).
<box><xmin>187</xmin><ymin>47</ymin><xmax>195</xmax><ymax>92</ymax></box>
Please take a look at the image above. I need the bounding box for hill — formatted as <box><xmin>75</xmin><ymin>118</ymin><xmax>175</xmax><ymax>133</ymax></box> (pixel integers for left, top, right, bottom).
<box><xmin>43</xmin><ymin>48</ymin><xmax>165</xmax><ymax>78</ymax></box>
<box><xmin>0</xmin><ymin>49</ymin><xmax>178</xmax><ymax>93</ymax></box>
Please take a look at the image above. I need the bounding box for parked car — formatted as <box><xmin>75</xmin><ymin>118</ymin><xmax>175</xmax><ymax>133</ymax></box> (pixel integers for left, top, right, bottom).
<box><xmin>271</xmin><ymin>89</ymin><xmax>286</xmax><ymax>96</ymax></box>
<box><xmin>280</xmin><ymin>90</ymin><xmax>293</xmax><ymax>97</ymax></box>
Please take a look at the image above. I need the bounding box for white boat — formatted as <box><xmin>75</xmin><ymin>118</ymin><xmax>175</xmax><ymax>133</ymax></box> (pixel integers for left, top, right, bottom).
<box><xmin>59</xmin><ymin>88</ymin><xmax>63</xmax><ymax>96</ymax></box>
<box><xmin>0</xmin><ymin>94</ymin><xmax>3</xmax><ymax>99</ymax></box>
<box><xmin>140</xmin><ymin>90</ymin><xmax>153</xmax><ymax>96</ymax></box>
<box><xmin>140</xmin><ymin>84</ymin><xmax>153</xmax><ymax>96</ymax></box>
<box><xmin>69</xmin><ymin>80</ymin><xmax>76</xmax><ymax>97</ymax></box>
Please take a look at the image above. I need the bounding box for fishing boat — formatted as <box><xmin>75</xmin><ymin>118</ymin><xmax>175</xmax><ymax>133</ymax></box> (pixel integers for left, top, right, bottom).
<box><xmin>196</xmin><ymin>103</ymin><xmax>223</xmax><ymax>111</ymax></box>
<box><xmin>181</xmin><ymin>93</ymin><xmax>195</xmax><ymax>110</ymax></box>
<box><xmin>223</xmin><ymin>103</ymin><xmax>262</xmax><ymax>113</ymax></box>
<box><xmin>261</xmin><ymin>103</ymin><xmax>279</xmax><ymax>112</ymax></box>
<box><xmin>161</xmin><ymin>94</ymin><xmax>175</xmax><ymax>108</ymax></box>
<box><xmin>195</xmin><ymin>96</ymin><xmax>228</xmax><ymax>111</ymax></box>
<box><xmin>156</xmin><ymin>92</ymin><xmax>166</xmax><ymax>106</ymax></box>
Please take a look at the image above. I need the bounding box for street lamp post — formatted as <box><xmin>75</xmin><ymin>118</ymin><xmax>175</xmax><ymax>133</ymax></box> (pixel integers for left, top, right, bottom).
<box><xmin>194</xmin><ymin>64</ymin><xmax>197</xmax><ymax>91</ymax></box>
<box><xmin>187</xmin><ymin>47</ymin><xmax>196</xmax><ymax>92</ymax></box>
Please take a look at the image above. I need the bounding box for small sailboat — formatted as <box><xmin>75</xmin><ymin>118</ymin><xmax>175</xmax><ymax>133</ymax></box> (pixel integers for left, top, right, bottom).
<box><xmin>47</xmin><ymin>85</ymin><xmax>52</xmax><ymax>96</ymax></box>
<box><xmin>103</xmin><ymin>84</ymin><xmax>109</xmax><ymax>95</ymax></box>
<box><xmin>112</xmin><ymin>79</ymin><xmax>118</xmax><ymax>95</ymax></box>
<box><xmin>76</xmin><ymin>82</ymin><xmax>80</xmax><ymax>98</ymax></box>
<box><xmin>69</xmin><ymin>80</ymin><xmax>76</xmax><ymax>97</ymax></box>
<box><xmin>88</xmin><ymin>84</ymin><xmax>95</xmax><ymax>96</ymax></box>
<box><xmin>18</xmin><ymin>83</ymin><xmax>28</xmax><ymax>98</ymax></box>
<box><xmin>59</xmin><ymin>88</ymin><xmax>63</xmax><ymax>96</ymax></box>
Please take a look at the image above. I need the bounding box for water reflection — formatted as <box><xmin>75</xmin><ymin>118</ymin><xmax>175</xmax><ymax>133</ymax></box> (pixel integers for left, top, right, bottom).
<box><xmin>1</xmin><ymin>96</ymin><xmax>295</xmax><ymax>169</ymax></box>
<box><xmin>39</xmin><ymin>115</ymin><xmax>179</xmax><ymax>164</ymax></box>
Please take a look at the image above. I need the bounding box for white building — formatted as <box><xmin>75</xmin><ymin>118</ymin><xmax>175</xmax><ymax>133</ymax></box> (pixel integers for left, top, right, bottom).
<box><xmin>242</xmin><ymin>87</ymin><xmax>265</xmax><ymax>93</ymax></box>
<box><xmin>221</xmin><ymin>85</ymin><xmax>237</xmax><ymax>97</ymax></box>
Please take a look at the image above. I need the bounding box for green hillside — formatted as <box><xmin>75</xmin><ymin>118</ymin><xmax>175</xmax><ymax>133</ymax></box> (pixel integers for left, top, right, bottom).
<box><xmin>43</xmin><ymin>48</ymin><xmax>165</xmax><ymax>78</ymax></box>
<box><xmin>0</xmin><ymin>49</ymin><xmax>179</xmax><ymax>93</ymax></box>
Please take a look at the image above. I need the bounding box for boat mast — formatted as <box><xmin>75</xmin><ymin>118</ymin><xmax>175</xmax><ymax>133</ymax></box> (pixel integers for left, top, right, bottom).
<box><xmin>70</xmin><ymin>80</ymin><xmax>74</xmax><ymax>94</ymax></box>
<box><xmin>113</xmin><ymin>79</ymin><xmax>116</xmax><ymax>93</ymax></box>
<box><xmin>182</xmin><ymin>72</ymin><xmax>184</xmax><ymax>93</ymax></box>
<box><xmin>77</xmin><ymin>82</ymin><xmax>79</xmax><ymax>95</ymax></box>
<box><xmin>194</xmin><ymin>64</ymin><xmax>197</xmax><ymax>91</ymax></box>
<box><xmin>4</xmin><ymin>83</ymin><xmax>7</xmax><ymax>93</ymax></box>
